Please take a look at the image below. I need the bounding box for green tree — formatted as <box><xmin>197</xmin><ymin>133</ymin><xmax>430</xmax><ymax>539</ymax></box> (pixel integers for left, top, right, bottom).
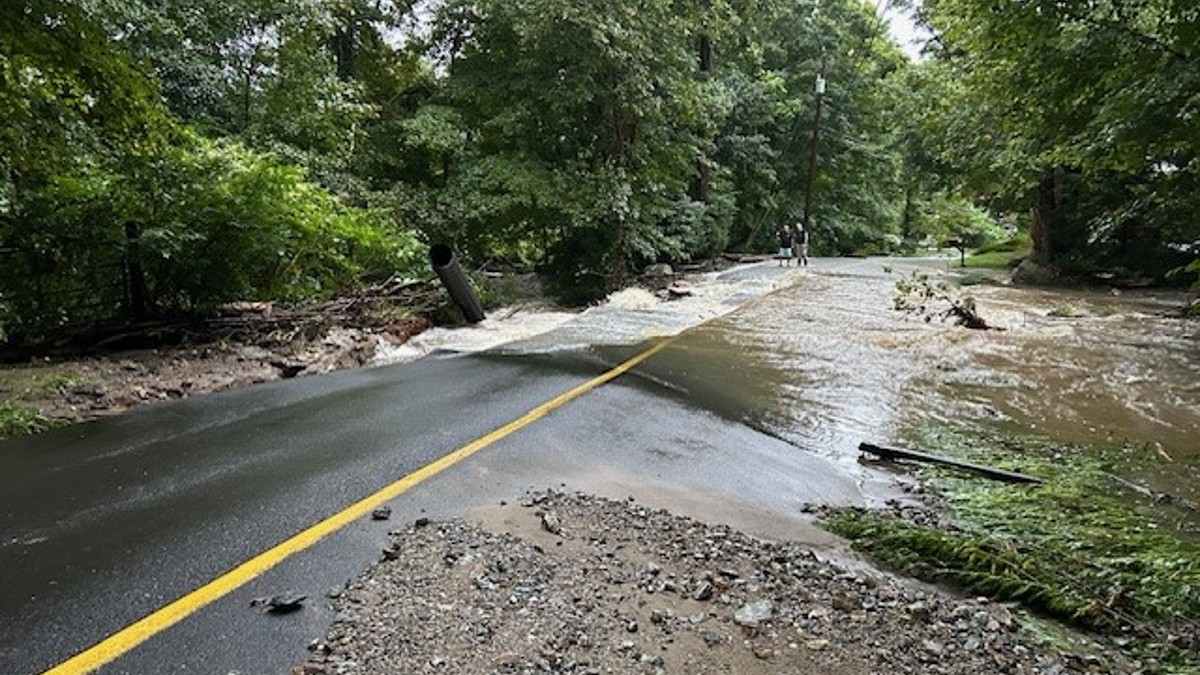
<box><xmin>1</xmin><ymin>2</ymin><xmax>422</xmax><ymax>348</ymax></box>
<box><xmin>924</xmin><ymin>0</ymin><xmax>1199</xmax><ymax>277</ymax></box>
<box><xmin>2</xmin><ymin>133</ymin><xmax>421</xmax><ymax>344</ymax></box>
<box><xmin>426</xmin><ymin>0</ymin><xmax>713</xmax><ymax>301</ymax></box>
<box><xmin>713</xmin><ymin>0</ymin><xmax>910</xmax><ymax>255</ymax></box>
<box><xmin>1</xmin><ymin>0</ymin><xmax>168</xmax><ymax>192</ymax></box>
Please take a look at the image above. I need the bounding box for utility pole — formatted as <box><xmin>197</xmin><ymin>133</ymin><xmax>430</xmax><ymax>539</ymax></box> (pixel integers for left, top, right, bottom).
<box><xmin>802</xmin><ymin>53</ymin><xmax>827</xmax><ymax>228</ymax></box>
<box><xmin>693</xmin><ymin>1</ymin><xmax>713</xmax><ymax>205</ymax></box>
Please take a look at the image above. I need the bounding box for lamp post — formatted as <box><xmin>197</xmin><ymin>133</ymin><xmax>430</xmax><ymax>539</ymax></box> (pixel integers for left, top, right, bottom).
<box><xmin>802</xmin><ymin>53</ymin><xmax>827</xmax><ymax>229</ymax></box>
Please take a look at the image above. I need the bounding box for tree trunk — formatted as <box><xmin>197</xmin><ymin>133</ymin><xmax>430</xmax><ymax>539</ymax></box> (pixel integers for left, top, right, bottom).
<box><xmin>331</xmin><ymin>20</ymin><xmax>357</xmax><ymax>80</ymax></box>
<box><xmin>124</xmin><ymin>222</ymin><xmax>148</xmax><ymax>318</ymax></box>
<box><xmin>900</xmin><ymin>182</ymin><xmax>916</xmax><ymax>242</ymax></box>
<box><xmin>241</xmin><ymin>63</ymin><xmax>252</xmax><ymax>132</ymax></box>
<box><xmin>691</xmin><ymin>33</ymin><xmax>713</xmax><ymax>204</ymax></box>
<box><xmin>1031</xmin><ymin>165</ymin><xmax>1086</xmax><ymax>264</ymax></box>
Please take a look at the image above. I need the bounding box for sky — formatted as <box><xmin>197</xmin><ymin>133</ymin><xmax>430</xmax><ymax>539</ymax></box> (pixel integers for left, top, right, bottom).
<box><xmin>878</xmin><ymin>1</ymin><xmax>934</xmax><ymax>61</ymax></box>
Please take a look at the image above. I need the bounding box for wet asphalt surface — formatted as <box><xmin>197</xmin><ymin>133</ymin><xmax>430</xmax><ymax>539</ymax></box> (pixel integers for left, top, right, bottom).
<box><xmin>0</xmin><ymin>308</ymin><xmax>862</xmax><ymax>674</ymax></box>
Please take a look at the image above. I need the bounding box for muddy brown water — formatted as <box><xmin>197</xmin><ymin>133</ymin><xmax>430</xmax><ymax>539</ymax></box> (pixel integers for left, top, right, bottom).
<box><xmin>395</xmin><ymin>256</ymin><xmax>1199</xmax><ymax>507</ymax></box>
<box><xmin>677</xmin><ymin>259</ymin><xmax>1199</xmax><ymax>505</ymax></box>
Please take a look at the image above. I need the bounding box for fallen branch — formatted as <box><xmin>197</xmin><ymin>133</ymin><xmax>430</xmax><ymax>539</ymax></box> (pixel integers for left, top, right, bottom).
<box><xmin>3</xmin><ymin>276</ymin><xmax>449</xmax><ymax>361</ymax></box>
<box><xmin>890</xmin><ymin>269</ymin><xmax>998</xmax><ymax>330</ymax></box>
<box><xmin>859</xmin><ymin>442</ymin><xmax>1043</xmax><ymax>484</ymax></box>
<box><xmin>1106</xmin><ymin>473</ymin><xmax>1200</xmax><ymax>514</ymax></box>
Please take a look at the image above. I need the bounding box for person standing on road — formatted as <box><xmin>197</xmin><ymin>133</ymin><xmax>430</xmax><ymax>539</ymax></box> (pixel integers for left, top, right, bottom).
<box><xmin>793</xmin><ymin>219</ymin><xmax>810</xmax><ymax>267</ymax></box>
<box><xmin>777</xmin><ymin>225</ymin><xmax>795</xmax><ymax>266</ymax></box>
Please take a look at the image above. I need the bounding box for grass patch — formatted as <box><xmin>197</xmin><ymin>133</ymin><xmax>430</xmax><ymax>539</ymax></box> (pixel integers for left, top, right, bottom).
<box><xmin>975</xmin><ymin>232</ymin><xmax>1032</xmax><ymax>255</ymax></box>
<box><xmin>0</xmin><ymin>364</ymin><xmax>83</xmax><ymax>396</ymax></box>
<box><xmin>956</xmin><ymin>271</ymin><xmax>996</xmax><ymax>287</ymax></box>
<box><xmin>823</xmin><ymin>427</ymin><xmax>1200</xmax><ymax>671</ymax></box>
<box><xmin>963</xmin><ymin>249</ymin><xmax>1027</xmax><ymax>269</ymax></box>
<box><xmin>962</xmin><ymin>233</ymin><xmax>1032</xmax><ymax>269</ymax></box>
<box><xmin>0</xmin><ymin>364</ymin><xmax>79</xmax><ymax>441</ymax></box>
<box><xmin>0</xmin><ymin>402</ymin><xmax>61</xmax><ymax>440</ymax></box>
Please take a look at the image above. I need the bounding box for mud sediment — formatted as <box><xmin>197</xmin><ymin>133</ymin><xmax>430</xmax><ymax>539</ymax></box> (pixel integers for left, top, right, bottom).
<box><xmin>303</xmin><ymin>490</ymin><xmax>1133</xmax><ymax>675</ymax></box>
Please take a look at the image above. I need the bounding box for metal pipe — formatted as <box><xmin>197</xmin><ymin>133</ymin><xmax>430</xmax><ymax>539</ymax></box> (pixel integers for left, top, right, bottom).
<box><xmin>429</xmin><ymin>244</ymin><xmax>485</xmax><ymax>323</ymax></box>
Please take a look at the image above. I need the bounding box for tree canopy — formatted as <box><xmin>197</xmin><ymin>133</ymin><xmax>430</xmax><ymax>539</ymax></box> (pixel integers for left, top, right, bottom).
<box><xmin>920</xmin><ymin>0</ymin><xmax>1199</xmax><ymax>278</ymax></box>
<box><xmin>3</xmin><ymin>0</ymin><xmax>1196</xmax><ymax>347</ymax></box>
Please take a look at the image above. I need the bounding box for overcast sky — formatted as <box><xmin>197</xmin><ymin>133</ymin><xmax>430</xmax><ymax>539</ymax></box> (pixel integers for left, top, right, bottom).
<box><xmin>878</xmin><ymin>1</ymin><xmax>933</xmax><ymax>61</ymax></box>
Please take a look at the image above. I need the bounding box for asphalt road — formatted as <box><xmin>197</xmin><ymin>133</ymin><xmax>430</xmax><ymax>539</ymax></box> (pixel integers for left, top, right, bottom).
<box><xmin>0</xmin><ymin>335</ymin><xmax>861</xmax><ymax>674</ymax></box>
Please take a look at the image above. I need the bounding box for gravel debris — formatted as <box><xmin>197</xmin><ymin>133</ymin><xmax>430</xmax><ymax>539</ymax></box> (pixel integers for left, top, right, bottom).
<box><xmin>301</xmin><ymin>490</ymin><xmax>1136</xmax><ymax>675</ymax></box>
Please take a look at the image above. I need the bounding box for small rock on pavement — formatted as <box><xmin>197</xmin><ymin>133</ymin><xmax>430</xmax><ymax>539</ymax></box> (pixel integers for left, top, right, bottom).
<box><xmin>262</xmin><ymin>592</ymin><xmax>307</xmax><ymax>614</ymax></box>
<box><xmin>830</xmin><ymin>591</ymin><xmax>860</xmax><ymax>612</ymax></box>
<box><xmin>371</xmin><ymin>506</ymin><xmax>392</xmax><ymax>521</ymax></box>
<box><xmin>753</xmin><ymin>644</ymin><xmax>775</xmax><ymax>660</ymax></box>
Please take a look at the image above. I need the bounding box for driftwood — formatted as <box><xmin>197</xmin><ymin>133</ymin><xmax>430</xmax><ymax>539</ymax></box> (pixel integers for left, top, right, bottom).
<box><xmin>943</xmin><ymin>302</ymin><xmax>994</xmax><ymax>330</ymax></box>
<box><xmin>3</xmin><ymin>275</ymin><xmax>444</xmax><ymax>362</ymax></box>
<box><xmin>859</xmin><ymin>442</ymin><xmax>1043</xmax><ymax>484</ymax></box>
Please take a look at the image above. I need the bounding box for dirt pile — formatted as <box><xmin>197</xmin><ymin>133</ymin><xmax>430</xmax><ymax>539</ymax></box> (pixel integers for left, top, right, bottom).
<box><xmin>301</xmin><ymin>490</ymin><xmax>1132</xmax><ymax>675</ymax></box>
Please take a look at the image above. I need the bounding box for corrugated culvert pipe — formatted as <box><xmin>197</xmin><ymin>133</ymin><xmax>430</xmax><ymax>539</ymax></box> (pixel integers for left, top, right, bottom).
<box><xmin>429</xmin><ymin>244</ymin><xmax>485</xmax><ymax>323</ymax></box>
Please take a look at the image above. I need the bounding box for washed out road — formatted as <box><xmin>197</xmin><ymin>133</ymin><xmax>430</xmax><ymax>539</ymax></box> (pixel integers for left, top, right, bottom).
<box><xmin>0</xmin><ymin>275</ymin><xmax>863</xmax><ymax>675</ymax></box>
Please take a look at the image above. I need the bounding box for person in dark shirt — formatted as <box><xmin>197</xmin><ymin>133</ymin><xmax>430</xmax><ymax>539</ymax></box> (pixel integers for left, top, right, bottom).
<box><xmin>777</xmin><ymin>226</ymin><xmax>795</xmax><ymax>266</ymax></box>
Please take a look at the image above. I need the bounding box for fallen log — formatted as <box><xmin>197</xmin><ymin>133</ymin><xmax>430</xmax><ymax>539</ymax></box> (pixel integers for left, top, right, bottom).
<box><xmin>859</xmin><ymin>443</ymin><xmax>1043</xmax><ymax>484</ymax></box>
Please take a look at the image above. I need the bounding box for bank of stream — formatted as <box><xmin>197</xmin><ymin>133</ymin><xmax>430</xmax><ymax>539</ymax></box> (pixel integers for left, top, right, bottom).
<box><xmin>724</xmin><ymin>260</ymin><xmax>1200</xmax><ymax>671</ymax></box>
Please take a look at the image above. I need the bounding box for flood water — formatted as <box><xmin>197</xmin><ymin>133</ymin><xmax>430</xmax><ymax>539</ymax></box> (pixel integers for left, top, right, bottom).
<box><xmin>380</xmin><ymin>256</ymin><xmax>1200</xmax><ymax>504</ymax></box>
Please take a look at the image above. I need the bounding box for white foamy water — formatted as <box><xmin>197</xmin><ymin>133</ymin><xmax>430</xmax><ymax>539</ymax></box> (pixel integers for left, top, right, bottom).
<box><xmin>371</xmin><ymin>263</ymin><xmax>804</xmax><ymax>364</ymax></box>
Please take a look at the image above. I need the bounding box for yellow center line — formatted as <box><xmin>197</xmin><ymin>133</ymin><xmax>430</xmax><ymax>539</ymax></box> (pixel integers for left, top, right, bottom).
<box><xmin>42</xmin><ymin>338</ymin><xmax>673</xmax><ymax>675</ymax></box>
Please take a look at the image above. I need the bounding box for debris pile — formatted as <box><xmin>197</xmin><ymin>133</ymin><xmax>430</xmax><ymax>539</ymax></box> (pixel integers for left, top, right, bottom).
<box><xmin>301</xmin><ymin>490</ymin><xmax>1133</xmax><ymax>675</ymax></box>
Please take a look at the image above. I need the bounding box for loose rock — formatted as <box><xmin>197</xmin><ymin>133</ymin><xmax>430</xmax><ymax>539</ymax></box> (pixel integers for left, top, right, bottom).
<box><xmin>733</xmin><ymin>600</ymin><xmax>773</xmax><ymax>627</ymax></box>
<box><xmin>310</xmin><ymin>491</ymin><xmax>1134</xmax><ymax>674</ymax></box>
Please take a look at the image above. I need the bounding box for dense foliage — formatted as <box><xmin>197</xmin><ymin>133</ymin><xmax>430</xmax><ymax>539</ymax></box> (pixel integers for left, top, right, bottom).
<box><xmin>919</xmin><ymin>0</ymin><xmax>1200</xmax><ymax>279</ymax></box>
<box><xmin>0</xmin><ymin>1</ymin><xmax>420</xmax><ymax>347</ymax></box>
<box><xmin>3</xmin><ymin>0</ymin><xmax>1196</xmax><ymax>347</ymax></box>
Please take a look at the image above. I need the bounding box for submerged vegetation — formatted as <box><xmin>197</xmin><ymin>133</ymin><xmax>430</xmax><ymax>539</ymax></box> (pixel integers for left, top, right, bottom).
<box><xmin>890</xmin><ymin>268</ymin><xmax>993</xmax><ymax>329</ymax></box>
<box><xmin>824</xmin><ymin>427</ymin><xmax>1200</xmax><ymax>670</ymax></box>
